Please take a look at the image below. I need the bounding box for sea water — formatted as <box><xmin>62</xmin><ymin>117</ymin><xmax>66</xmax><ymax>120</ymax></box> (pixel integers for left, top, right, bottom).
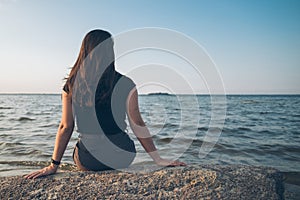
<box><xmin>0</xmin><ymin>94</ymin><xmax>299</xmax><ymax>180</ymax></box>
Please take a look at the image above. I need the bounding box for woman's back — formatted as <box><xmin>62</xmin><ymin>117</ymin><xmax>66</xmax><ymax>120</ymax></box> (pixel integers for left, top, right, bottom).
<box><xmin>72</xmin><ymin>72</ymin><xmax>135</xmax><ymax>135</ymax></box>
<box><xmin>95</xmin><ymin>72</ymin><xmax>135</xmax><ymax>134</ymax></box>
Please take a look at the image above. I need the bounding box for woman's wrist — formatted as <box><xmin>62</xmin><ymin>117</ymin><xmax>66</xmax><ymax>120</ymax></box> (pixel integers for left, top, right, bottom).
<box><xmin>51</xmin><ymin>158</ymin><xmax>61</xmax><ymax>165</ymax></box>
<box><xmin>50</xmin><ymin>158</ymin><xmax>60</xmax><ymax>170</ymax></box>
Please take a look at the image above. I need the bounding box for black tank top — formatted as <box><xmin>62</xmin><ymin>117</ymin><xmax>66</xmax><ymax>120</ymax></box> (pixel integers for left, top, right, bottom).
<box><xmin>63</xmin><ymin>72</ymin><xmax>135</xmax><ymax>135</ymax></box>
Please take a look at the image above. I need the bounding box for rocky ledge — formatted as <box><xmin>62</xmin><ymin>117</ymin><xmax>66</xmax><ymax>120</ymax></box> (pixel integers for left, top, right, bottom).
<box><xmin>0</xmin><ymin>165</ymin><xmax>283</xmax><ymax>199</ymax></box>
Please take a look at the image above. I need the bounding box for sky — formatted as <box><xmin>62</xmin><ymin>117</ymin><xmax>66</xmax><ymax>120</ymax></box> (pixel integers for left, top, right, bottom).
<box><xmin>0</xmin><ymin>0</ymin><xmax>299</xmax><ymax>94</ymax></box>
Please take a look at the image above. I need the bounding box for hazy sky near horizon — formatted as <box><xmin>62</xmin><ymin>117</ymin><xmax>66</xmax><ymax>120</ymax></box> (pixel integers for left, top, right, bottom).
<box><xmin>0</xmin><ymin>0</ymin><xmax>299</xmax><ymax>94</ymax></box>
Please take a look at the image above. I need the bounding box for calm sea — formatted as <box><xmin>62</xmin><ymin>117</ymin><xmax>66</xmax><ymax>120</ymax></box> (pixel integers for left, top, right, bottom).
<box><xmin>0</xmin><ymin>94</ymin><xmax>299</xmax><ymax>186</ymax></box>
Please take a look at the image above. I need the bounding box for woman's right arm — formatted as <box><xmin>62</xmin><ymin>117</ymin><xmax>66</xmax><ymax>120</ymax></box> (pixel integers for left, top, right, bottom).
<box><xmin>126</xmin><ymin>88</ymin><xmax>186</xmax><ymax>167</ymax></box>
<box><xmin>24</xmin><ymin>91</ymin><xmax>74</xmax><ymax>179</ymax></box>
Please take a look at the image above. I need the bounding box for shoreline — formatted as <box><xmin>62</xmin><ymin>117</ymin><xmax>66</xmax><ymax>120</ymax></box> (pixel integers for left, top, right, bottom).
<box><xmin>0</xmin><ymin>165</ymin><xmax>285</xmax><ymax>199</ymax></box>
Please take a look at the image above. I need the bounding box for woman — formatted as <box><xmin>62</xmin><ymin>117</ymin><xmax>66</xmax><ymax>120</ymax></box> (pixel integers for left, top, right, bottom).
<box><xmin>25</xmin><ymin>29</ymin><xmax>185</xmax><ymax>179</ymax></box>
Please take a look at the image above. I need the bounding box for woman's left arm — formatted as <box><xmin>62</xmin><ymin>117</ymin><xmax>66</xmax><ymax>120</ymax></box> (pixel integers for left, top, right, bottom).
<box><xmin>126</xmin><ymin>88</ymin><xmax>186</xmax><ymax>167</ymax></box>
<box><xmin>25</xmin><ymin>91</ymin><xmax>74</xmax><ymax>179</ymax></box>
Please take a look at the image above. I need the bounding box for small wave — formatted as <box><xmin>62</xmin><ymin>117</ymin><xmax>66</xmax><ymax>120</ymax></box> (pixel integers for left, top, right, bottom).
<box><xmin>220</xmin><ymin>128</ymin><xmax>231</xmax><ymax>134</ymax></box>
<box><xmin>0</xmin><ymin>142</ymin><xmax>25</xmax><ymax>147</ymax></box>
<box><xmin>237</xmin><ymin>127</ymin><xmax>252</xmax><ymax>131</ymax></box>
<box><xmin>197</xmin><ymin>127</ymin><xmax>208</xmax><ymax>131</ymax></box>
<box><xmin>258</xmin><ymin>130</ymin><xmax>273</xmax><ymax>134</ymax></box>
<box><xmin>216</xmin><ymin>142</ymin><xmax>235</xmax><ymax>149</ymax></box>
<box><xmin>39</xmin><ymin>123</ymin><xmax>58</xmax><ymax>128</ymax></box>
<box><xmin>0</xmin><ymin>128</ymin><xmax>10</xmax><ymax>132</ymax></box>
<box><xmin>25</xmin><ymin>111</ymin><xmax>40</xmax><ymax>116</ymax></box>
<box><xmin>17</xmin><ymin>117</ymin><xmax>35</xmax><ymax>121</ymax></box>
<box><xmin>241</xmin><ymin>100</ymin><xmax>260</xmax><ymax>104</ymax></box>
<box><xmin>242</xmin><ymin>148</ymin><xmax>264</xmax><ymax>155</ymax></box>
<box><xmin>26</xmin><ymin>111</ymin><xmax>53</xmax><ymax>116</ymax></box>
<box><xmin>238</xmin><ymin>134</ymin><xmax>254</xmax><ymax>139</ymax></box>
<box><xmin>249</xmin><ymin>117</ymin><xmax>260</xmax><ymax>122</ymax></box>
<box><xmin>10</xmin><ymin>149</ymin><xmax>44</xmax><ymax>156</ymax></box>
<box><xmin>191</xmin><ymin>139</ymin><xmax>204</xmax><ymax>146</ymax></box>
<box><xmin>259</xmin><ymin>112</ymin><xmax>269</xmax><ymax>115</ymax></box>
<box><xmin>0</xmin><ymin>133</ymin><xmax>10</xmax><ymax>137</ymax></box>
<box><xmin>256</xmin><ymin>144</ymin><xmax>300</xmax><ymax>157</ymax></box>
<box><xmin>163</xmin><ymin>123</ymin><xmax>179</xmax><ymax>129</ymax></box>
<box><xmin>0</xmin><ymin>106</ymin><xmax>13</xmax><ymax>109</ymax></box>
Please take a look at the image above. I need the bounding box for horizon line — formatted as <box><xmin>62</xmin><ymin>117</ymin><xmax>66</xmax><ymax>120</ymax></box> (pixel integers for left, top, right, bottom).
<box><xmin>0</xmin><ymin>92</ymin><xmax>299</xmax><ymax>96</ymax></box>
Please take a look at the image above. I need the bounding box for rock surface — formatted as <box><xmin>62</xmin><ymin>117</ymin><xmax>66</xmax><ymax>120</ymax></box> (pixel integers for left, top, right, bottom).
<box><xmin>0</xmin><ymin>165</ymin><xmax>283</xmax><ymax>199</ymax></box>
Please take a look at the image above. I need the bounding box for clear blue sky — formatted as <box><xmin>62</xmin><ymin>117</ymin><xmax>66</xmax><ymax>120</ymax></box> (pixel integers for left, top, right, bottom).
<box><xmin>0</xmin><ymin>0</ymin><xmax>299</xmax><ymax>94</ymax></box>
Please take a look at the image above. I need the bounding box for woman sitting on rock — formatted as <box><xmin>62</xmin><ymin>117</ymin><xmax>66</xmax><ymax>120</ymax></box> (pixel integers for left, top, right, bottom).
<box><xmin>25</xmin><ymin>29</ymin><xmax>185</xmax><ymax>179</ymax></box>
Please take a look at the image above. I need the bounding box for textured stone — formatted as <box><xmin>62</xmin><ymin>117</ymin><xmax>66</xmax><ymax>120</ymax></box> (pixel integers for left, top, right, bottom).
<box><xmin>0</xmin><ymin>165</ymin><xmax>283</xmax><ymax>200</ymax></box>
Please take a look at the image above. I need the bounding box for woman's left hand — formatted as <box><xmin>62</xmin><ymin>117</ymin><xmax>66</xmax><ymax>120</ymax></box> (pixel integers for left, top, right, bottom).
<box><xmin>24</xmin><ymin>164</ymin><xmax>58</xmax><ymax>179</ymax></box>
<box><xmin>155</xmin><ymin>157</ymin><xmax>187</xmax><ymax>167</ymax></box>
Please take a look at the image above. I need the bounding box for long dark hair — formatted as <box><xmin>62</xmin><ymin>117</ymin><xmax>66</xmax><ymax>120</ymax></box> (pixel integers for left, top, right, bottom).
<box><xmin>64</xmin><ymin>29</ymin><xmax>116</xmax><ymax>105</ymax></box>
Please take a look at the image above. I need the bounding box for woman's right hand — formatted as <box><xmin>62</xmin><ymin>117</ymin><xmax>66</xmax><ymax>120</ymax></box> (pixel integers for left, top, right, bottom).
<box><xmin>24</xmin><ymin>164</ymin><xmax>58</xmax><ymax>179</ymax></box>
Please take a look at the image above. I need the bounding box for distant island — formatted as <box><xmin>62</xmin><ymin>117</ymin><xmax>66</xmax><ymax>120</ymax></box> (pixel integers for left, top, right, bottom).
<box><xmin>147</xmin><ymin>92</ymin><xmax>175</xmax><ymax>96</ymax></box>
